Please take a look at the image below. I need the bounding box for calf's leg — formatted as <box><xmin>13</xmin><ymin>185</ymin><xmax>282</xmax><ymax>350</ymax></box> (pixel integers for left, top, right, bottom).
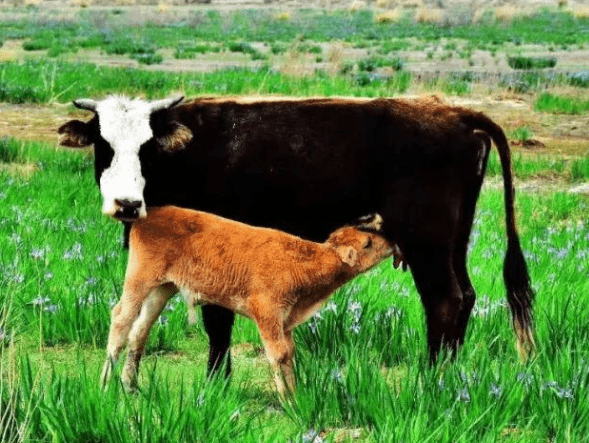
<box><xmin>258</xmin><ymin>322</ymin><xmax>295</xmax><ymax>397</ymax></box>
<box><xmin>122</xmin><ymin>283</ymin><xmax>177</xmax><ymax>389</ymax></box>
<box><xmin>101</xmin><ymin>281</ymin><xmax>154</xmax><ymax>386</ymax></box>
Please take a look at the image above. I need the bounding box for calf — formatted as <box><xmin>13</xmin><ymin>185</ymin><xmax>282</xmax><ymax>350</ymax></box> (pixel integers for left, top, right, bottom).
<box><xmin>101</xmin><ymin>207</ymin><xmax>397</xmax><ymax>395</ymax></box>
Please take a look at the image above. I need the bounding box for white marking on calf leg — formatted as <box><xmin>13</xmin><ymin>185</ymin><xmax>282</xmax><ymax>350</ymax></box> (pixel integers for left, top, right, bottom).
<box><xmin>122</xmin><ymin>283</ymin><xmax>177</xmax><ymax>388</ymax></box>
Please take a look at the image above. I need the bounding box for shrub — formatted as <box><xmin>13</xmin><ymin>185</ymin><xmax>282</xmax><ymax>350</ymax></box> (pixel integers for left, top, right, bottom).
<box><xmin>569</xmin><ymin>71</ymin><xmax>589</xmax><ymax>88</ymax></box>
<box><xmin>357</xmin><ymin>55</ymin><xmax>404</xmax><ymax>72</ymax></box>
<box><xmin>0</xmin><ymin>84</ymin><xmax>43</xmax><ymax>104</ymax></box>
<box><xmin>507</xmin><ymin>56</ymin><xmax>557</xmax><ymax>70</ymax></box>
<box><xmin>570</xmin><ymin>157</ymin><xmax>589</xmax><ymax>181</ymax></box>
<box><xmin>132</xmin><ymin>52</ymin><xmax>163</xmax><ymax>65</ymax></box>
<box><xmin>174</xmin><ymin>44</ymin><xmax>220</xmax><ymax>59</ymax></box>
<box><xmin>510</xmin><ymin>126</ymin><xmax>534</xmax><ymax>142</ymax></box>
<box><xmin>23</xmin><ymin>40</ymin><xmax>52</xmax><ymax>51</ymax></box>
<box><xmin>270</xmin><ymin>42</ymin><xmax>288</xmax><ymax>55</ymax></box>
<box><xmin>442</xmin><ymin>79</ymin><xmax>472</xmax><ymax>96</ymax></box>
<box><xmin>226</xmin><ymin>41</ymin><xmax>266</xmax><ymax>60</ymax></box>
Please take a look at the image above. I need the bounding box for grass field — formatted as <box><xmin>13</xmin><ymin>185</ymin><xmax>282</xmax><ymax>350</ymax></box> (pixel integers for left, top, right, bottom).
<box><xmin>1</xmin><ymin>4</ymin><xmax>589</xmax><ymax>443</ymax></box>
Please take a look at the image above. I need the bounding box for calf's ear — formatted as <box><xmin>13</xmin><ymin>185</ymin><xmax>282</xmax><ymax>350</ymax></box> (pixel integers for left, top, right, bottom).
<box><xmin>156</xmin><ymin>122</ymin><xmax>193</xmax><ymax>152</ymax></box>
<box><xmin>57</xmin><ymin>120</ymin><xmax>94</xmax><ymax>148</ymax></box>
<box><xmin>337</xmin><ymin>246</ymin><xmax>358</xmax><ymax>267</ymax></box>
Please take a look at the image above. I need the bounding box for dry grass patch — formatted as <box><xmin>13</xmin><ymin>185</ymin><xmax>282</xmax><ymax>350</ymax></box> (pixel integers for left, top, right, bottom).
<box><xmin>273</xmin><ymin>11</ymin><xmax>291</xmax><ymax>21</ymax></box>
<box><xmin>568</xmin><ymin>4</ymin><xmax>589</xmax><ymax>19</ymax></box>
<box><xmin>0</xmin><ymin>48</ymin><xmax>17</xmax><ymax>62</ymax></box>
<box><xmin>0</xmin><ymin>162</ymin><xmax>39</xmax><ymax>177</ymax></box>
<box><xmin>539</xmin><ymin>137</ymin><xmax>589</xmax><ymax>156</ymax></box>
<box><xmin>414</xmin><ymin>7</ymin><xmax>443</xmax><ymax>24</ymax></box>
<box><xmin>69</xmin><ymin>0</ymin><xmax>94</xmax><ymax>7</ymax></box>
<box><xmin>375</xmin><ymin>0</ymin><xmax>392</xmax><ymax>8</ymax></box>
<box><xmin>375</xmin><ymin>9</ymin><xmax>401</xmax><ymax>23</ymax></box>
<box><xmin>156</xmin><ymin>1</ymin><xmax>171</xmax><ymax>14</ymax></box>
<box><xmin>399</xmin><ymin>0</ymin><xmax>423</xmax><ymax>7</ymax></box>
<box><xmin>493</xmin><ymin>5</ymin><xmax>535</xmax><ymax>23</ymax></box>
<box><xmin>280</xmin><ymin>49</ymin><xmax>316</xmax><ymax>77</ymax></box>
<box><xmin>325</xmin><ymin>42</ymin><xmax>346</xmax><ymax>76</ymax></box>
<box><xmin>348</xmin><ymin>1</ymin><xmax>366</xmax><ymax>11</ymax></box>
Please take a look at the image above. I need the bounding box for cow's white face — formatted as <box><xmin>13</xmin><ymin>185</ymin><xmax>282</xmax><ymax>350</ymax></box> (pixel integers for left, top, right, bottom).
<box><xmin>97</xmin><ymin>97</ymin><xmax>152</xmax><ymax>219</ymax></box>
<box><xmin>58</xmin><ymin>95</ymin><xmax>188</xmax><ymax>221</ymax></box>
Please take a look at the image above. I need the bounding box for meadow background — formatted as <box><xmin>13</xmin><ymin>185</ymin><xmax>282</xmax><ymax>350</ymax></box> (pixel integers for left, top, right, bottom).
<box><xmin>1</xmin><ymin>1</ymin><xmax>589</xmax><ymax>442</ymax></box>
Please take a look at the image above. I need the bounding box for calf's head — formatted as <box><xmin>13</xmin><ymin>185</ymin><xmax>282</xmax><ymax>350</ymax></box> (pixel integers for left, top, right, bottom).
<box><xmin>58</xmin><ymin>96</ymin><xmax>191</xmax><ymax>221</ymax></box>
<box><xmin>326</xmin><ymin>215</ymin><xmax>395</xmax><ymax>274</ymax></box>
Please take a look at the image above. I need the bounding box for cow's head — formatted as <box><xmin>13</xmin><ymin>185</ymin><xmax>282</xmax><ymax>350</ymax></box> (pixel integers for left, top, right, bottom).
<box><xmin>58</xmin><ymin>96</ymin><xmax>191</xmax><ymax>221</ymax></box>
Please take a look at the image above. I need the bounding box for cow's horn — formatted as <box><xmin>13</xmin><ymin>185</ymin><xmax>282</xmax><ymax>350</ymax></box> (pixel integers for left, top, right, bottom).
<box><xmin>73</xmin><ymin>99</ymin><xmax>98</xmax><ymax>112</ymax></box>
<box><xmin>149</xmin><ymin>96</ymin><xmax>184</xmax><ymax>113</ymax></box>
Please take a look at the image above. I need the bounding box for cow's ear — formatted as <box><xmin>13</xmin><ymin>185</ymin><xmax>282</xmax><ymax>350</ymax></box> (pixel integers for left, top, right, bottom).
<box><xmin>57</xmin><ymin>120</ymin><xmax>94</xmax><ymax>148</ymax></box>
<box><xmin>156</xmin><ymin>122</ymin><xmax>193</xmax><ymax>152</ymax></box>
<box><xmin>354</xmin><ymin>213</ymin><xmax>384</xmax><ymax>232</ymax></box>
<box><xmin>337</xmin><ymin>246</ymin><xmax>358</xmax><ymax>267</ymax></box>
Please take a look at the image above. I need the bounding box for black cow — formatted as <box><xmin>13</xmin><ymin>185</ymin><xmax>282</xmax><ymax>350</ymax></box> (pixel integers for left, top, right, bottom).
<box><xmin>58</xmin><ymin>95</ymin><xmax>534</xmax><ymax>375</ymax></box>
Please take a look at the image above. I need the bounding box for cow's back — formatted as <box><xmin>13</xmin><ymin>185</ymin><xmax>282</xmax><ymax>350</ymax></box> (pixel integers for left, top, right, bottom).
<box><xmin>143</xmin><ymin>97</ymin><xmax>487</xmax><ymax>243</ymax></box>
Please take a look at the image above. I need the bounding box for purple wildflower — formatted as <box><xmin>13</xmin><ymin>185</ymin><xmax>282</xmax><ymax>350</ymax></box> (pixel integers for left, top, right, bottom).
<box><xmin>457</xmin><ymin>387</ymin><xmax>471</xmax><ymax>403</ymax></box>
<box><xmin>30</xmin><ymin>248</ymin><xmax>45</xmax><ymax>260</ymax></box>
<box><xmin>302</xmin><ymin>429</ymin><xmax>324</xmax><ymax>443</ymax></box>
<box><xmin>44</xmin><ymin>304</ymin><xmax>58</xmax><ymax>314</ymax></box>
<box><xmin>31</xmin><ymin>296</ymin><xmax>51</xmax><ymax>306</ymax></box>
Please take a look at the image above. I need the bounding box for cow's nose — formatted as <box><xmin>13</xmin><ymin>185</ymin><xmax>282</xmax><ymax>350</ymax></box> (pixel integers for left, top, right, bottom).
<box><xmin>114</xmin><ymin>199</ymin><xmax>143</xmax><ymax>221</ymax></box>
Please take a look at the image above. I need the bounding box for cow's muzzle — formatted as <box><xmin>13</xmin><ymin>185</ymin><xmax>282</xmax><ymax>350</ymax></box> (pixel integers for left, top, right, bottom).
<box><xmin>113</xmin><ymin>199</ymin><xmax>143</xmax><ymax>222</ymax></box>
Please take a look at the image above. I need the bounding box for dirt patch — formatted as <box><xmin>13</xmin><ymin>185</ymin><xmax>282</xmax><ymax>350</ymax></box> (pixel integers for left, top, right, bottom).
<box><xmin>511</xmin><ymin>139</ymin><xmax>546</xmax><ymax>149</ymax></box>
<box><xmin>0</xmin><ymin>103</ymin><xmax>70</xmax><ymax>144</ymax></box>
<box><xmin>570</xmin><ymin>183</ymin><xmax>589</xmax><ymax>194</ymax></box>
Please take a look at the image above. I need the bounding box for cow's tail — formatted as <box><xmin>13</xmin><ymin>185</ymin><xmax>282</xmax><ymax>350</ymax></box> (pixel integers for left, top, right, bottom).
<box><xmin>463</xmin><ymin>111</ymin><xmax>536</xmax><ymax>361</ymax></box>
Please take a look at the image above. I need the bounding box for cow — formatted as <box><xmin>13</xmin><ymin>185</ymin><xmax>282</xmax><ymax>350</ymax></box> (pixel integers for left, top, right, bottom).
<box><xmin>58</xmin><ymin>94</ymin><xmax>535</xmax><ymax>375</ymax></box>
<box><xmin>101</xmin><ymin>207</ymin><xmax>397</xmax><ymax>395</ymax></box>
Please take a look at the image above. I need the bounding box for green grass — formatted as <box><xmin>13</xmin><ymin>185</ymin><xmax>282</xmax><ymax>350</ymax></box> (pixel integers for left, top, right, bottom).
<box><xmin>534</xmin><ymin>93</ymin><xmax>589</xmax><ymax>114</ymax></box>
<box><xmin>0</xmin><ymin>60</ymin><xmax>412</xmax><ymax>104</ymax></box>
<box><xmin>486</xmin><ymin>151</ymin><xmax>589</xmax><ymax>181</ymax></box>
<box><xmin>2</xmin><ymin>138</ymin><xmax>589</xmax><ymax>441</ymax></box>
<box><xmin>4</xmin><ymin>8</ymin><xmax>589</xmax><ymax>52</ymax></box>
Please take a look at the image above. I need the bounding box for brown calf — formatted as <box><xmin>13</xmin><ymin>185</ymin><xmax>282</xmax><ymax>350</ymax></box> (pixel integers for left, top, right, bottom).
<box><xmin>101</xmin><ymin>206</ymin><xmax>398</xmax><ymax>395</ymax></box>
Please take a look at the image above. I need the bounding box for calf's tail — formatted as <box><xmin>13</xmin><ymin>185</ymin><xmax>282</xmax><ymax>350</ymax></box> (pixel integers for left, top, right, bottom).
<box><xmin>463</xmin><ymin>112</ymin><xmax>536</xmax><ymax>360</ymax></box>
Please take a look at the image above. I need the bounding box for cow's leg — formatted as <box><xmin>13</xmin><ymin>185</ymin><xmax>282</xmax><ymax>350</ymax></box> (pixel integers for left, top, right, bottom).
<box><xmin>449</xmin><ymin>132</ymin><xmax>490</xmax><ymax>350</ymax></box>
<box><xmin>451</xmin><ymin>206</ymin><xmax>482</xmax><ymax>352</ymax></box>
<box><xmin>201</xmin><ymin>305</ymin><xmax>235</xmax><ymax>378</ymax></box>
<box><xmin>451</xmin><ymin>246</ymin><xmax>476</xmax><ymax>349</ymax></box>
<box><xmin>405</xmin><ymin>243</ymin><xmax>467</xmax><ymax>361</ymax></box>
<box><xmin>122</xmin><ymin>283</ymin><xmax>177</xmax><ymax>389</ymax></box>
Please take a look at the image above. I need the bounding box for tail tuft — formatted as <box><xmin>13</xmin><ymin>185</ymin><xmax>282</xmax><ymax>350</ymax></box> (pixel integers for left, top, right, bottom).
<box><xmin>504</xmin><ymin>235</ymin><xmax>536</xmax><ymax>360</ymax></box>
